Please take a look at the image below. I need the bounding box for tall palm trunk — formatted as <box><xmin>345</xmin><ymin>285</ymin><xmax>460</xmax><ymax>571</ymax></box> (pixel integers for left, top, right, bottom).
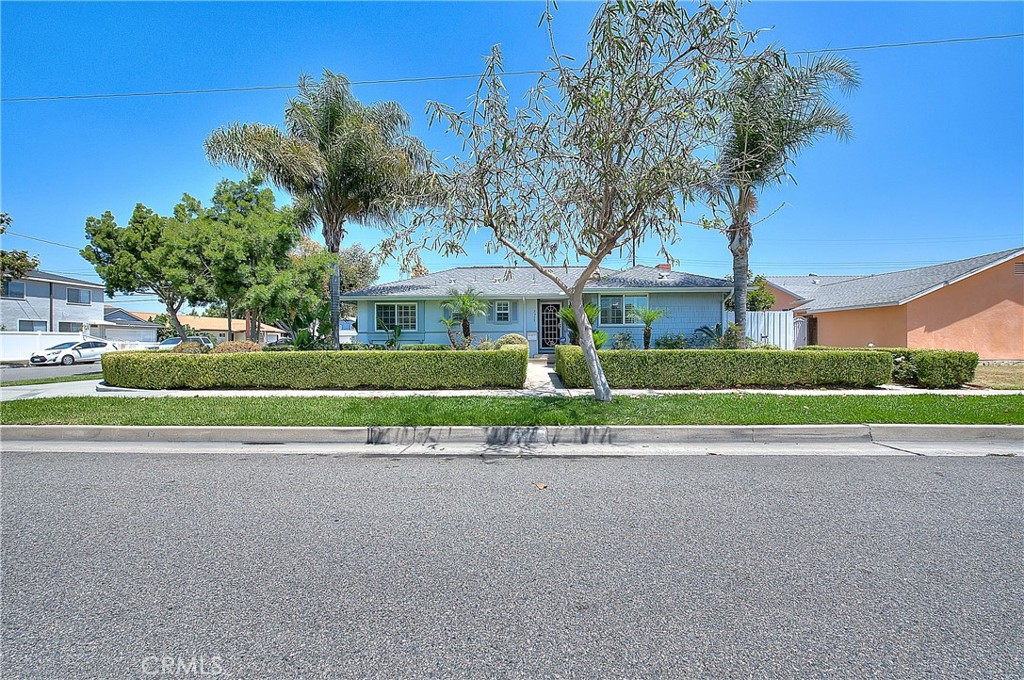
<box><xmin>728</xmin><ymin>216</ymin><xmax>752</xmax><ymax>350</ymax></box>
<box><xmin>225</xmin><ymin>303</ymin><xmax>233</xmax><ymax>342</ymax></box>
<box><xmin>571</xmin><ymin>288</ymin><xmax>611</xmax><ymax>402</ymax></box>
<box><xmin>330</xmin><ymin>259</ymin><xmax>341</xmax><ymax>350</ymax></box>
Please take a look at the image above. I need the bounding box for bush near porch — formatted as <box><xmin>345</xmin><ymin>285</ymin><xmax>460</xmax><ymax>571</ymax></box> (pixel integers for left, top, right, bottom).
<box><xmin>555</xmin><ymin>346</ymin><xmax>893</xmax><ymax>389</ymax></box>
<box><xmin>798</xmin><ymin>346</ymin><xmax>978</xmax><ymax>388</ymax></box>
<box><xmin>102</xmin><ymin>346</ymin><xmax>529</xmax><ymax>390</ymax></box>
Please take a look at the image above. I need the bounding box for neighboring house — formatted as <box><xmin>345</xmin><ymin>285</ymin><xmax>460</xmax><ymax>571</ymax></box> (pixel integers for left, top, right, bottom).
<box><xmin>765</xmin><ymin>247</ymin><xmax>1024</xmax><ymax>359</ymax></box>
<box><xmin>0</xmin><ymin>270</ymin><xmax>106</xmax><ymax>333</ymax></box>
<box><xmin>134</xmin><ymin>312</ymin><xmax>286</xmax><ymax>344</ymax></box>
<box><xmin>342</xmin><ymin>265</ymin><xmax>733</xmax><ymax>355</ymax></box>
<box><xmin>102</xmin><ymin>306</ymin><xmax>161</xmax><ymax>344</ymax></box>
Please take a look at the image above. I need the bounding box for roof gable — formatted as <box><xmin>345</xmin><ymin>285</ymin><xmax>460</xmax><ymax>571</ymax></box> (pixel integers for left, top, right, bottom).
<box><xmin>23</xmin><ymin>270</ymin><xmax>106</xmax><ymax>289</ymax></box>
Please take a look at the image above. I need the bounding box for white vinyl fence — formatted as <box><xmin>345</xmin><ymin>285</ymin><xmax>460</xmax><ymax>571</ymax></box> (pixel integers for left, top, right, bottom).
<box><xmin>725</xmin><ymin>310</ymin><xmax>796</xmax><ymax>349</ymax></box>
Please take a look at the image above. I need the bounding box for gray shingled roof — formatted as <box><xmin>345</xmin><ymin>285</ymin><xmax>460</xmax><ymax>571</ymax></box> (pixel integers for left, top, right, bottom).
<box><xmin>342</xmin><ymin>265</ymin><xmax>731</xmax><ymax>299</ymax></box>
<box><xmin>24</xmin><ymin>270</ymin><xmax>105</xmax><ymax>288</ymax></box>
<box><xmin>774</xmin><ymin>248</ymin><xmax>1024</xmax><ymax>313</ymax></box>
<box><xmin>766</xmin><ymin>275</ymin><xmax>863</xmax><ymax>300</ymax></box>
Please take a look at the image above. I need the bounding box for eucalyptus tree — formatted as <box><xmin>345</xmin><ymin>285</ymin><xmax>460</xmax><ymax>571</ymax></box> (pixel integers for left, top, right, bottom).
<box><xmin>205</xmin><ymin>70</ymin><xmax>430</xmax><ymax>348</ymax></box>
<box><xmin>385</xmin><ymin>2</ymin><xmax>752</xmax><ymax>401</ymax></box>
<box><xmin>707</xmin><ymin>52</ymin><xmax>858</xmax><ymax>346</ymax></box>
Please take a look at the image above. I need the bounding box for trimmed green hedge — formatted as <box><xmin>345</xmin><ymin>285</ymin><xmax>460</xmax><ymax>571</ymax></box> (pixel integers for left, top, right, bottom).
<box><xmin>103</xmin><ymin>346</ymin><xmax>529</xmax><ymax>390</ymax></box>
<box><xmin>555</xmin><ymin>346</ymin><xmax>893</xmax><ymax>389</ymax></box>
<box><xmin>799</xmin><ymin>346</ymin><xmax>978</xmax><ymax>388</ymax></box>
<box><xmin>399</xmin><ymin>344</ymin><xmax>452</xmax><ymax>351</ymax></box>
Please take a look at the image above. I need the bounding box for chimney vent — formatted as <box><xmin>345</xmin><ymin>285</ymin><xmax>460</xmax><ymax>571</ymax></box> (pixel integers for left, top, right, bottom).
<box><xmin>655</xmin><ymin>263</ymin><xmax>672</xmax><ymax>272</ymax></box>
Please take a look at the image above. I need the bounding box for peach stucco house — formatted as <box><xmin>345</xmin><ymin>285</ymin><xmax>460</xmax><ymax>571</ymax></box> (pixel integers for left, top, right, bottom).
<box><xmin>766</xmin><ymin>247</ymin><xmax>1024</xmax><ymax>360</ymax></box>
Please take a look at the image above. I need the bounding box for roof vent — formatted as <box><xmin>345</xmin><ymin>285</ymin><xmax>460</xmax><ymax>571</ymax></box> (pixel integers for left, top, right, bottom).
<box><xmin>449</xmin><ymin>278</ymin><xmax>456</xmax><ymax>285</ymax></box>
<box><xmin>657</xmin><ymin>272</ymin><xmax>670</xmax><ymax>280</ymax></box>
<box><xmin>1015</xmin><ymin>262</ymin><xmax>1024</xmax><ymax>275</ymax></box>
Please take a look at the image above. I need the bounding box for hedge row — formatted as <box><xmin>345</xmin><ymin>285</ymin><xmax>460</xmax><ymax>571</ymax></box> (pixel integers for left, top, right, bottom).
<box><xmin>102</xmin><ymin>346</ymin><xmax>529</xmax><ymax>390</ymax></box>
<box><xmin>798</xmin><ymin>346</ymin><xmax>978</xmax><ymax>388</ymax></box>
<box><xmin>555</xmin><ymin>346</ymin><xmax>893</xmax><ymax>389</ymax></box>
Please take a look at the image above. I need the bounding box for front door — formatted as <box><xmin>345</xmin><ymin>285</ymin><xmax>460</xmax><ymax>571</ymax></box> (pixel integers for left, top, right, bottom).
<box><xmin>539</xmin><ymin>302</ymin><xmax>562</xmax><ymax>350</ymax></box>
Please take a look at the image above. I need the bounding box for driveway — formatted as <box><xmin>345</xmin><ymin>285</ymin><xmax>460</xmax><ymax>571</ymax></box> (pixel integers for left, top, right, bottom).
<box><xmin>2</xmin><ymin>451</ymin><xmax>1020</xmax><ymax>678</ymax></box>
<box><xmin>0</xmin><ymin>362</ymin><xmax>103</xmax><ymax>381</ymax></box>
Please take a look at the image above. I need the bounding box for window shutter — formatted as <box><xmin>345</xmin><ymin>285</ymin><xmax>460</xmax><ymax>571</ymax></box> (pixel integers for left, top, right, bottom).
<box><xmin>509</xmin><ymin>302</ymin><xmax>518</xmax><ymax>323</ymax></box>
<box><xmin>487</xmin><ymin>303</ymin><xmax>496</xmax><ymax>323</ymax></box>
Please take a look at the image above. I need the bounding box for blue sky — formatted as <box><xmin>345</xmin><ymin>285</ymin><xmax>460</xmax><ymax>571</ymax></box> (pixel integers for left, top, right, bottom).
<box><xmin>2</xmin><ymin>1</ymin><xmax>1022</xmax><ymax>310</ymax></box>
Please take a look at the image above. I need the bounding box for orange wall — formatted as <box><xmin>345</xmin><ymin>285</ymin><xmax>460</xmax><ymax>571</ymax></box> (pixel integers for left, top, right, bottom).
<box><xmin>906</xmin><ymin>257</ymin><xmax>1024</xmax><ymax>360</ymax></box>
<box><xmin>813</xmin><ymin>305</ymin><xmax>908</xmax><ymax>348</ymax></box>
<box><xmin>766</xmin><ymin>283</ymin><xmax>805</xmax><ymax>311</ymax></box>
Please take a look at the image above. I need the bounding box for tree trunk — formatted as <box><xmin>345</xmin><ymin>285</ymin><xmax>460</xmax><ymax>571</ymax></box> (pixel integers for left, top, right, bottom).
<box><xmin>728</xmin><ymin>218</ymin><xmax>752</xmax><ymax>350</ymax></box>
<box><xmin>571</xmin><ymin>288</ymin><xmax>612</xmax><ymax>402</ymax></box>
<box><xmin>644</xmin><ymin>326</ymin><xmax>652</xmax><ymax>350</ymax></box>
<box><xmin>330</xmin><ymin>259</ymin><xmax>341</xmax><ymax>350</ymax></box>
<box><xmin>167</xmin><ymin>302</ymin><xmax>188</xmax><ymax>341</ymax></box>
<box><xmin>250</xmin><ymin>310</ymin><xmax>260</xmax><ymax>343</ymax></box>
<box><xmin>461</xmin><ymin>317</ymin><xmax>471</xmax><ymax>341</ymax></box>
<box><xmin>225</xmin><ymin>303</ymin><xmax>233</xmax><ymax>342</ymax></box>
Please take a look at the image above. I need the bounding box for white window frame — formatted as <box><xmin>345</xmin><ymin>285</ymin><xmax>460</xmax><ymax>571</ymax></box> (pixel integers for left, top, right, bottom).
<box><xmin>18</xmin><ymin>319</ymin><xmax>47</xmax><ymax>332</ymax></box>
<box><xmin>2</xmin><ymin>280</ymin><xmax>26</xmax><ymax>299</ymax></box>
<box><xmin>598</xmin><ymin>294</ymin><xmax>648</xmax><ymax>326</ymax></box>
<box><xmin>494</xmin><ymin>300</ymin><xmax>511</xmax><ymax>323</ymax></box>
<box><xmin>66</xmin><ymin>287</ymin><xmax>92</xmax><ymax>306</ymax></box>
<box><xmin>375</xmin><ymin>302</ymin><xmax>417</xmax><ymax>332</ymax></box>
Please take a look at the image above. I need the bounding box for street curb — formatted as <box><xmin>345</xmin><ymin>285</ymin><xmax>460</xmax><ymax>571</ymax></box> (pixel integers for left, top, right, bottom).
<box><xmin>2</xmin><ymin>424</ymin><xmax>1021</xmax><ymax>445</ymax></box>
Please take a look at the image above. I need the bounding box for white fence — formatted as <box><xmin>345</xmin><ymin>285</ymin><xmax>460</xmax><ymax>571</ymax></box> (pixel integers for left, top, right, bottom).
<box><xmin>725</xmin><ymin>311</ymin><xmax>796</xmax><ymax>349</ymax></box>
<box><xmin>0</xmin><ymin>332</ymin><xmax>163</xmax><ymax>362</ymax></box>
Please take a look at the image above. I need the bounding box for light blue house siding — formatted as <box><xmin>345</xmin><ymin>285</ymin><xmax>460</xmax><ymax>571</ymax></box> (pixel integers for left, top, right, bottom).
<box><xmin>354</xmin><ymin>291</ymin><xmax>727</xmax><ymax>355</ymax></box>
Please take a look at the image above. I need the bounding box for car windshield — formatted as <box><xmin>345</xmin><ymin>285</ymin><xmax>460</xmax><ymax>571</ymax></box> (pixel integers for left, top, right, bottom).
<box><xmin>46</xmin><ymin>342</ymin><xmax>77</xmax><ymax>350</ymax></box>
<box><xmin>159</xmin><ymin>338</ymin><xmax>181</xmax><ymax>346</ymax></box>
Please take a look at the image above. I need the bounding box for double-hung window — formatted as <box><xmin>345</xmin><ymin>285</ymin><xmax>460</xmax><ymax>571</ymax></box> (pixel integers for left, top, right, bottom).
<box><xmin>66</xmin><ymin>287</ymin><xmax>92</xmax><ymax>305</ymax></box>
<box><xmin>375</xmin><ymin>302</ymin><xmax>417</xmax><ymax>331</ymax></box>
<box><xmin>599</xmin><ymin>294</ymin><xmax>648</xmax><ymax>325</ymax></box>
<box><xmin>1</xmin><ymin>280</ymin><xmax>26</xmax><ymax>299</ymax></box>
<box><xmin>58</xmin><ymin>322</ymin><xmax>84</xmax><ymax>332</ymax></box>
<box><xmin>18</xmin><ymin>320</ymin><xmax>47</xmax><ymax>332</ymax></box>
<box><xmin>494</xmin><ymin>301</ymin><xmax>511</xmax><ymax>323</ymax></box>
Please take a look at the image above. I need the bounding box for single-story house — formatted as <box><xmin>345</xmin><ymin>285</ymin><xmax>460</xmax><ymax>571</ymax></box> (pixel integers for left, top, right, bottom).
<box><xmin>341</xmin><ymin>265</ymin><xmax>733</xmax><ymax>355</ymax></box>
<box><xmin>102</xmin><ymin>306</ymin><xmax>161</xmax><ymax>344</ymax></box>
<box><xmin>765</xmin><ymin>247</ymin><xmax>1024</xmax><ymax>359</ymax></box>
<box><xmin>134</xmin><ymin>312</ymin><xmax>286</xmax><ymax>344</ymax></box>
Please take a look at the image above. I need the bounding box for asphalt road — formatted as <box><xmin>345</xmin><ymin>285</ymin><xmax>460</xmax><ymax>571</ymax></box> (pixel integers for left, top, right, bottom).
<box><xmin>0</xmin><ymin>361</ymin><xmax>103</xmax><ymax>381</ymax></box>
<box><xmin>1</xmin><ymin>450</ymin><xmax>1021</xmax><ymax>678</ymax></box>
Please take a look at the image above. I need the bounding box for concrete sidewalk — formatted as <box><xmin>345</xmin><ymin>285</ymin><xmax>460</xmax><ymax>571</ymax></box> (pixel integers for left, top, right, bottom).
<box><xmin>3</xmin><ymin>377</ymin><xmax>1023</xmax><ymax>401</ymax></box>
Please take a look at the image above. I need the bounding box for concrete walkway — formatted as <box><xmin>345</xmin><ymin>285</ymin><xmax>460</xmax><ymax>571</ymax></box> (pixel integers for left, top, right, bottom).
<box><xmin>1</xmin><ymin>377</ymin><xmax>1022</xmax><ymax>401</ymax></box>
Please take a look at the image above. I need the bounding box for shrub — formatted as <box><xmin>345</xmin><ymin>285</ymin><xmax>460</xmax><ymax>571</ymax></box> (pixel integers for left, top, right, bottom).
<box><xmin>476</xmin><ymin>340</ymin><xmax>496</xmax><ymax>351</ymax></box>
<box><xmin>171</xmin><ymin>341</ymin><xmax>208</xmax><ymax>355</ymax></box>
<box><xmin>612</xmin><ymin>332</ymin><xmax>636</xmax><ymax>350</ymax></box>
<box><xmin>263</xmin><ymin>344</ymin><xmax>297</xmax><ymax>352</ymax></box>
<box><xmin>554</xmin><ymin>345</ymin><xmax>892</xmax><ymax>389</ymax></box>
<box><xmin>494</xmin><ymin>333</ymin><xmax>529</xmax><ymax>348</ymax></box>
<box><xmin>103</xmin><ymin>346</ymin><xmax>530</xmax><ymax>390</ymax></box>
<box><xmin>400</xmin><ymin>344</ymin><xmax>452</xmax><ymax>351</ymax></box>
<box><xmin>210</xmin><ymin>340</ymin><xmax>262</xmax><ymax>354</ymax></box>
<box><xmin>798</xmin><ymin>346</ymin><xmax>978</xmax><ymax>387</ymax></box>
<box><xmin>913</xmin><ymin>350</ymin><xmax>980</xmax><ymax>388</ymax></box>
<box><xmin>654</xmin><ymin>332</ymin><xmax>690</xmax><ymax>350</ymax></box>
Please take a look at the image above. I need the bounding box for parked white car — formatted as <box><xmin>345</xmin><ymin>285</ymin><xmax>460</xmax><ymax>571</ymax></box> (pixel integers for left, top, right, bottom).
<box><xmin>156</xmin><ymin>336</ymin><xmax>216</xmax><ymax>351</ymax></box>
<box><xmin>29</xmin><ymin>340</ymin><xmax>116</xmax><ymax>366</ymax></box>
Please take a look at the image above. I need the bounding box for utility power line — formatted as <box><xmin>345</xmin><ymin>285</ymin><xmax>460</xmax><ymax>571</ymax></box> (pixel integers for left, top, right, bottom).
<box><xmin>2</xmin><ymin>33</ymin><xmax>1020</xmax><ymax>103</ymax></box>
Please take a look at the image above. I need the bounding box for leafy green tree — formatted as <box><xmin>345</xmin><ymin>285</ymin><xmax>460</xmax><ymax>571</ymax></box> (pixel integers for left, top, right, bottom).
<box><xmin>706</xmin><ymin>52</ymin><xmax>858</xmax><ymax>346</ymax></box>
<box><xmin>204</xmin><ymin>70</ymin><xmax>429</xmax><ymax>349</ymax></box>
<box><xmin>0</xmin><ymin>213</ymin><xmax>40</xmax><ymax>283</ymax></box>
<box><xmin>628</xmin><ymin>307</ymin><xmax>668</xmax><ymax>350</ymax></box>
<box><xmin>389</xmin><ymin>2</ymin><xmax>751</xmax><ymax>401</ymax></box>
<box><xmin>440</xmin><ymin>288</ymin><xmax>488</xmax><ymax>341</ymax></box>
<box><xmin>724</xmin><ymin>272</ymin><xmax>777</xmax><ymax>311</ymax></box>
<box><xmin>82</xmin><ymin>204</ymin><xmax>212</xmax><ymax>340</ymax></box>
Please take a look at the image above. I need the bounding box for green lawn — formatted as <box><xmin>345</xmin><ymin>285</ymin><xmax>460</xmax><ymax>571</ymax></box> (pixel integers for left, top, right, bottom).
<box><xmin>2</xmin><ymin>394</ymin><xmax>1022</xmax><ymax>426</ymax></box>
<box><xmin>0</xmin><ymin>373</ymin><xmax>102</xmax><ymax>388</ymax></box>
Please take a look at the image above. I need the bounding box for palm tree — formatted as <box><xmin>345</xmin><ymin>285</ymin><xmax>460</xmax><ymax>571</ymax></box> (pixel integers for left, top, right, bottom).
<box><xmin>709</xmin><ymin>52</ymin><xmax>859</xmax><ymax>347</ymax></box>
<box><xmin>204</xmin><ymin>70</ymin><xmax>430</xmax><ymax>348</ymax></box>
<box><xmin>440</xmin><ymin>288</ymin><xmax>488</xmax><ymax>341</ymax></box>
<box><xmin>438</xmin><ymin>316</ymin><xmax>462</xmax><ymax>349</ymax></box>
<box><xmin>558</xmin><ymin>304</ymin><xmax>607</xmax><ymax>349</ymax></box>
<box><xmin>629</xmin><ymin>307</ymin><xmax>667</xmax><ymax>350</ymax></box>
